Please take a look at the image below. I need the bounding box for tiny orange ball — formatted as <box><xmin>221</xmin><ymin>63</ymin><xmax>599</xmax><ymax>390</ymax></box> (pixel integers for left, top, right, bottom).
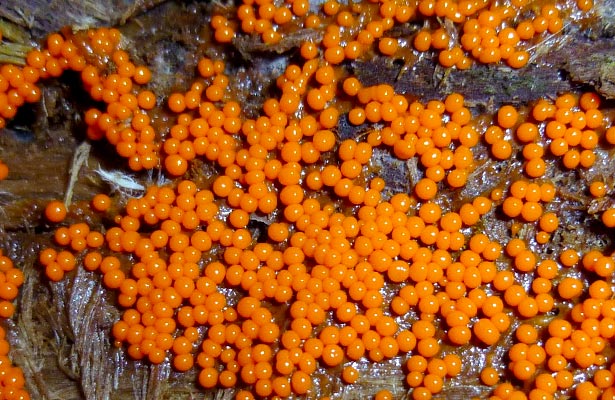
<box><xmin>92</xmin><ymin>193</ymin><xmax>111</xmax><ymax>212</ymax></box>
<box><xmin>165</xmin><ymin>154</ymin><xmax>188</xmax><ymax>176</ymax></box>
<box><xmin>497</xmin><ymin>105</ymin><xmax>518</xmax><ymax>129</ymax></box>
<box><xmin>45</xmin><ymin>200</ymin><xmax>67</xmax><ymax>223</ymax></box>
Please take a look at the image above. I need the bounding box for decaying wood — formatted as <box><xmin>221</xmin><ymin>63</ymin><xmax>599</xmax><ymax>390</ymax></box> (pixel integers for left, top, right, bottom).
<box><xmin>0</xmin><ymin>0</ymin><xmax>166</xmax><ymax>40</ymax></box>
<box><xmin>1</xmin><ymin>0</ymin><xmax>615</xmax><ymax>399</ymax></box>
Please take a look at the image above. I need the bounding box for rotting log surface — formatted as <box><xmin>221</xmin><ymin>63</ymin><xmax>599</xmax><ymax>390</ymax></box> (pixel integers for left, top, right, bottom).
<box><xmin>0</xmin><ymin>0</ymin><xmax>615</xmax><ymax>399</ymax></box>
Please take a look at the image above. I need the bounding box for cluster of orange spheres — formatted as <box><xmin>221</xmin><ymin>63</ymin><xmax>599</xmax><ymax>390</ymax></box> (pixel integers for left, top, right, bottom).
<box><xmin>0</xmin><ymin>253</ymin><xmax>29</xmax><ymax>400</ymax></box>
<box><xmin>43</xmin><ymin>174</ymin><xmax>480</xmax><ymax>399</ymax></box>
<box><xmin>488</xmin><ymin>90</ymin><xmax>603</xmax><ymax>175</ymax></box>
<box><xmin>162</xmin><ymin>58</ymin><xmax>246</xmax><ymax>178</ymax></box>
<box><xmin>33</xmin><ymin>28</ymin><xmax>159</xmax><ymax>172</ymax></box>
<box><xmin>1</xmin><ymin>27</ymin><xmax>158</xmax><ymax>173</ymax></box>
<box><xmin>0</xmin><ymin>253</ymin><xmax>24</xmax><ymax>319</ymax></box>
<box><xmin>0</xmin><ymin>63</ymin><xmax>42</xmax><ymax>131</ymax></box>
<box><xmin>231</xmin><ymin>0</ymin><xmax>592</xmax><ymax>70</ymax></box>
<box><xmin>38</xmin><ymin>89</ymin><xmax>615</xmax><ymax>400</ymax></box>
<box><xmin>0</xmin><ymin>0</ymin><xmax>613</xmax><ymax>398</ymax></box>
<box><xmin>77</xmin><ymin>29</ymin><xmax>160</xmax><ymax>172</ymax></box>
<box><xmin>346</xmin><ymin>86</ymin><xmax>478</xmax><ymax>192</ymax></box>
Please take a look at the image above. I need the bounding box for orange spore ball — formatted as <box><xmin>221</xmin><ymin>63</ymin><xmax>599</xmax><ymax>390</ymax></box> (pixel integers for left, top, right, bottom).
<box><xmin>45</xmin><ymin>200</ymin><xmax>67</xmax><ymax>223</ymax></box>
<box><xmin>165</xmin><ymin>154</ymin><xmax>188</xmax><ymax>176</ymax></box>
<box><xmin>474</xmin><ymin>318</ymin><xmax>500</xmax><ymax>345</ymax></box>
<box><xmin>414</xmin><ymin>30</ymin><xmax>432</xmax><ymax>51</ymax></box>
<box><xmin>342</xmin><ymin>365</ymin><xmax>359</xmax><ymax>383</ymax></box>
<box><xmin>0</xmin><ymin>162</ymin><xmax>8</xmax><ymax>180</ymax></box>
<box><xmin>480</xmin><ymin>367</ymin><xmax>499</xmax><ymax>386</ymax></box>
<box><xmin>415</xmin><ymin>178</ymin><xmax>438</xmax><ymax>200</ymax></box>
<box><xmin>491</xmin><ymin>140</ymin><xmax>512</xmax><ymax>160</ymax></box>
<box><xmin>558</xmin><ymin>277</ymin><xmax>583</xmax><ymax>300</ymax></box>
<box><xmin>92</xmin><ymin>194</ymin><xmax>111</xmax><ymax>212</ymax></box>
<box><xmin>497</xmin><ymin>105</ymin><xmax>518</xmax><ymax>129</ymax></box>
<box><xmin>589</xmin><ymin>182</ymin><xmax>606</xmax><ymax>198</ymax></box>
